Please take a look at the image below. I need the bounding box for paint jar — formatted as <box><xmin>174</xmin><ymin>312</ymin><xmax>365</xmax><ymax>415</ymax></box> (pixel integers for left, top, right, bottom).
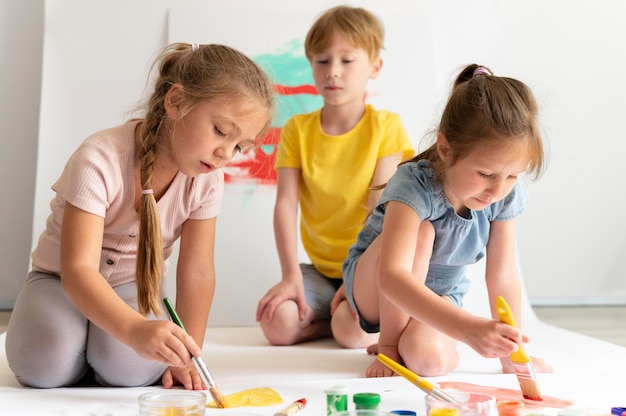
<box><xmin>138</xmin><ymin>391</ymin><xmax>206</xmax><ymax>416</ymax></box>
<box><xmin>354</xmin><ymin>393</ymin><xmax>381</xmax><ymax>410</ymax></box>
<box><xmin>325</xmin><ymin>385</ymin><xmax>349</xmax><ymax>416</ymax></box>
<box><xmin>425</xmin><ymin>389</ymin><xmax>496</xmax><ymax>416</ymax></box>
<box><xmin>497</xmin><ymin>401</ymin><xmax>525</xmax><ymax>416</ymax></box>
<box><xmin>430</xmin><ymin>409</ymin><xmax>460</xmax><ymax>416</ymax></box>
<box><xmin>391</xmin><ymin>411</ymin><xmax>417</xmax><ymax>416</ymax></box>
<box><xmin>611</xmin><ymin>408</ymin><xmax>626</xmax><ymax>416</ymax></box>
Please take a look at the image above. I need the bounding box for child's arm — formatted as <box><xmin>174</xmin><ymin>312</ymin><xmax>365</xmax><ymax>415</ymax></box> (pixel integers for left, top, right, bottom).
<box><xmin>485</xmin><ymin>219</ymin><xmax>523</xmax><ymax>326</ymax></box>
<box><xmin>163</xmin><ymin>216</ymin><xmax>217</xmax><ymax>389</ymax></box>
<box><xmin>367</xmin><ymin>152</ymin><xmax>405</xmax><ymax>211</ymax></box>
<box><xmin>485</xmin><ymin>219</ymin><xmax>553</xmax><ymax>373</ymax></box>
<box><xmin>376</xmin><ymin>202</ymin><xmax>521</xmax><ymax>357</ymax></box>
<box><xmin>256</xmin><ymin>167</ymin><xmax>307</xmax><ymax>321</ymax></box>
<box><xmin>60</xmin><ymin>203</ymin><xmax>200</xmax><ymax>368</ymax></box>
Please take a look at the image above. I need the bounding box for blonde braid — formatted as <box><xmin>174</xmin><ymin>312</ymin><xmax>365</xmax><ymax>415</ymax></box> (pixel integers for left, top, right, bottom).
<box><xmin>136</xmin><ymin>141</ymin><xmax>164</xmax><ymax>316</ymax></box>
<box><xmin>135</xmin><ymin>73</ymin><xmax>172</xmax><ymax>316</ymax></box>
<box><xmin>133</xmin><ymin>42</ymin><xmax>276</xmax><ymax>315</ymax></box>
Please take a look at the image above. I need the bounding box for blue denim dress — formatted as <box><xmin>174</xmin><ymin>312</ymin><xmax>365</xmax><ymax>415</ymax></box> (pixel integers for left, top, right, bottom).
<box><xmin>342</xmin><ymin>159</ymin><xmax>529</xmax><ymax>333</ymax></box>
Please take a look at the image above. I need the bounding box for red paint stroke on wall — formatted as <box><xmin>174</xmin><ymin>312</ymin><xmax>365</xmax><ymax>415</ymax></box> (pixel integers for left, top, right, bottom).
<box><xmin>224</xmin><ymin>127</ymin><xmax>282</xmax><ymax>185</ymax></box>
<box><xmin>224</xmin><ymin>83</ymin><xmax>318</xmax><ymax>185</ymax></box>
<box><xmin>274</xmin><ymin>84</ymin><xmax>318</xmax><ymax>95</ymax></box>
<box><xmin>439</xmin><ymin>382</ymin><xmax>573</xmax><ymax>409</ymax></box>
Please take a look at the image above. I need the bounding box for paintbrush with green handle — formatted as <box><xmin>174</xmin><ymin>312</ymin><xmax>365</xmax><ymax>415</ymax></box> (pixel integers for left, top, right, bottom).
<box><xmin>163</xmin><ymin>297</ymin><xmax>228</xmax><ymax>408</ymax></box>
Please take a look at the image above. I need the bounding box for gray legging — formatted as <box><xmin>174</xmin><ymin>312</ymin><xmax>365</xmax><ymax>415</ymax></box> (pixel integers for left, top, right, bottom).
<box><xmin>5</xmin><ymin>271</ymin><xmax>168</xmax><ymax>388</ymax></box>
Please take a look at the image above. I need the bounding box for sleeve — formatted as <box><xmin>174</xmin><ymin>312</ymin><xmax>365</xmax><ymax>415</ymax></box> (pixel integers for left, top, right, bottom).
<box><xmin>377</xmin><ymin>162</ymin><xmax>435</xmax><ymax>221</ymax></box>
<box><xmin>188</xmin><ymin>170</ymin><xmax>224</xmax><ymax>220</ymax></box>
<box><xmin>377</xmin><ymin>111</ymin><xmax>415</xmax><ymax>161</ymax></box>
<box><xmin>274</xmin><ymin>117</ymin><xmax>302</xmax><ymax>170</ymax></box>
<box><xmin>52</xmin><ymin>140</ymin><xmax>121</xmax><ymax>218</ymax></box>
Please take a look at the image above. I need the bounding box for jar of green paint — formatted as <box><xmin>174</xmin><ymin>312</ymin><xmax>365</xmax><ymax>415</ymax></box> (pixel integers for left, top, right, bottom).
<box><xmin>325</xmin><ymin>385</ymin><xmax>349</xmax><ymax>415</ymax></box>
<box><xmin>353</xmin><ymin>392</ymin><xmax>381</xmax><ymax>410</ymax></box>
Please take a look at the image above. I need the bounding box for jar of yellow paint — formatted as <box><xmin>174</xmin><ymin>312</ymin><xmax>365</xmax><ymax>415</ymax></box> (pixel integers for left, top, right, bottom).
<box><xmin>138</xmin><ymin>391</ymin><xmax>206</xmax><ymax>416</ymax></box>
<box><xmin>425</xmin><ymin>390</ymin><xmax>496</xmax><ymax>416</ymax></box>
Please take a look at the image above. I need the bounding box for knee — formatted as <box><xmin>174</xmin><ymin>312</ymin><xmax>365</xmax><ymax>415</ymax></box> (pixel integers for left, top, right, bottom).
<box><xmin>7</xmin><ymin>347</ymin><xmax>85</xmax><ymax>388</ymax></box>
<box><xmin>331</xmin><ymin>302</ymin><xmax>374</xmax><ymax>349</ymax></box>
<box><xmin>10</xmin><ymin>363</ymin><xmax>85</xmax><ymax>388</ymax></box>
<box><xmin>259</xmin><ymin>302</ymin><xmax>301</xmax><ymax>346</ymax></box>
<box><xmin>94</xmin><ymin>362</ymin><xmax>164</xmax><ymax>387</ymax></box>
<box><xmin>6</xmin><ymin>329</ymin><xmax>87</xmax><ymax>388</ymax></box>
<box><xmin>403</xmin><ymin>347</ymin><xmax>458</xmax><ymax>377</ymax></box>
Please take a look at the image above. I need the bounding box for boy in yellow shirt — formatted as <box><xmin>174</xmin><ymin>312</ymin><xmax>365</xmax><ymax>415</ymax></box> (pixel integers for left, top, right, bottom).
<box><xmin>256</xmin><ymin>5</ymin><xmax>414</xmax><ymax>347</ymax></box>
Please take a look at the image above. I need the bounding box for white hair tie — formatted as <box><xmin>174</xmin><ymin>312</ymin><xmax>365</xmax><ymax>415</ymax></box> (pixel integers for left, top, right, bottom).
<box><xmin>191</xmin><ymin>42</ymin><xmax>199</xmax><ymax>51</ymax></box>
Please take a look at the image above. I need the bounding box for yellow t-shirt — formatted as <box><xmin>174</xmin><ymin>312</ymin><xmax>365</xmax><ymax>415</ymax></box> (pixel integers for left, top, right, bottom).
<box><xmin>275</xmin><ymin>104</ymin><xmax>414</xmax><ymax>278</ymax></box>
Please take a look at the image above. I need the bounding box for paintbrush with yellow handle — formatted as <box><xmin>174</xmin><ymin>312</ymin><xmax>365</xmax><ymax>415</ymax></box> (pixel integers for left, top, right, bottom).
<box><xmin>496</xmin><ymin>295</ymin><xmax>543</xmax><ymax>401</ymax></box>
<box><xmin>163</xmin><ymin>297</ymin><xmax>228</xmax><ymax>408</ymax></box>
<box><xmin>377</xmin><ymin>353</ymin><xmax>461</xmax><ymax>404</ymax></box>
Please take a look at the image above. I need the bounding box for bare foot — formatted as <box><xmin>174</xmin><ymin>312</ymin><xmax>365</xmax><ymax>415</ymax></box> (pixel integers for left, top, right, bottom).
<box><xmin>365</xmin><ymin>345</ymin><xmax>400</xmax><ymax>378</ymax></box>
<box><xmin>366</xmin><ymin>343</ymin><xmax>378</xmax><ymax>355</ymax></box>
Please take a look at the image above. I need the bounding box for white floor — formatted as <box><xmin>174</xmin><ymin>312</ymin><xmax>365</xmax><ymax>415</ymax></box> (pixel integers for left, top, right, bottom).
<box><xmin>3</xmin><ymin>306</ymin><xmax>626</xmax><ymax>346</ymax></box>
<box><xmin>533</xmin><ymin>305</ymin><xmax>626</xmax><ymax>347</ymax></box>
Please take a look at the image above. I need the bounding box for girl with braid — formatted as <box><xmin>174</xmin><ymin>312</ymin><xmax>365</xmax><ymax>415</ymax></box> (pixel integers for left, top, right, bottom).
<box><xmin>6</xmin><ymin>43</ymin><xmax>275</xmax><ymax>389</ymax></box>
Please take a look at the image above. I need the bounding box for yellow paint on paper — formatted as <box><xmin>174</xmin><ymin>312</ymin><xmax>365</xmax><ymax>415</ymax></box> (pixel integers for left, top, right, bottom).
<box><xmin>207</xmin><ymin>387</ymin><xmax>283</xmax><ymax>409</ymax></box>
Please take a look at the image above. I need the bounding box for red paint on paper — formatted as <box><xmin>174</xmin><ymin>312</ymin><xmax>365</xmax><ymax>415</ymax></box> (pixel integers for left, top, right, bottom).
<box><xmin>439</xmin><ymin>382</ymin><xmax>573</xmax><ymax>409</ymax></box>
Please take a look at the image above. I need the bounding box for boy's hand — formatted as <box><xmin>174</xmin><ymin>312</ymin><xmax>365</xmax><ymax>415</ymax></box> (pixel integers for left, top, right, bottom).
<box><xmin>256</xmin><ymin>279</ymin><xmax>307</xmax><ymax>321</ymax></box>
<box><xmin>330</xmin><ymin>284</ymin><xmax>356</xmax><ymax>318</ymax></box>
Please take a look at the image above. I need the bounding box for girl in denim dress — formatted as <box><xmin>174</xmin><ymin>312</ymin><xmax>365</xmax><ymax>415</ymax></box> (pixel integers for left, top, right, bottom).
<box><xmin>343</xmin><ymin>64</ymin><xmax>554</xmax><ymax>378</ymax></box>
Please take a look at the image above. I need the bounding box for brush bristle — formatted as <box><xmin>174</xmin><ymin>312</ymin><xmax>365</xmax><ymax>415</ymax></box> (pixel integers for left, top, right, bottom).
<box><xmin>210</xmin><ymin>386</ymin><xmax>228</xmax><ymax>408</ymax></box>
<box><xmin>518</xmin><ymin>378</ymin><xmax>543</xmax><ymax>401</ymax></box>
<box><xmin>511</xmin><ymin>362</ymin><xmax>543</xmax><ymax>401</ymax></box>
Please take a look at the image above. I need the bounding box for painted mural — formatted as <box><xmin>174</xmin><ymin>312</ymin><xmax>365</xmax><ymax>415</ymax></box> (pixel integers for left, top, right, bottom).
<box><xmin>222</xmin><ymin>39</ymin><xmax>323</xmax><ymax>186</ymax></box>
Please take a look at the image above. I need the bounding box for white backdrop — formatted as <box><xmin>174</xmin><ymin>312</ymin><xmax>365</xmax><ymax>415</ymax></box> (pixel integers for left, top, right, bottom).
<box><xmin>0</xmin><ymin>0</ymin><xmax>43</xmax><ymax>309</ymax></box>
<box><xmin>15</xmin><ymin>0</ymin><xmax>626</xmax><ymax>324</ymax></box>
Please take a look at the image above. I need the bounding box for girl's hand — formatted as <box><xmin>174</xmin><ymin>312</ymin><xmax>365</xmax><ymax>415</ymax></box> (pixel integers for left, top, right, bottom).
<box><xmin>162</xmin><ymin>363</ymin><xmax>206</xmax><ymax>390</ymax></box>
<box><xmin>464</xmin><ymin>317</ymin><xmax>523</xmax><ymax>359</ymax></box>
<box><xmin>127</xmin><ymin>319</ymin><xmax>201</xmax><ymax>368</ymax></box>
<box><xmin>256</xmin><ymin>279</ymin><xmax>307</xmax><ymax>321</ymax></box>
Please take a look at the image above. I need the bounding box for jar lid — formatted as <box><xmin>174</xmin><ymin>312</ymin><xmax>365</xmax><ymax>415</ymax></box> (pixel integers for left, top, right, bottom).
<box><xmin>498</xmin><ymin>401</ymin><xmax>525</xmax><ymax>410</ymax></box>
<box><xmin>324</xmin><ymin>385</ymin><xmax>349</xmax><ymax>395</ymax></box>
<box><xmin>353</xmin><ymin>392</ymin><xmax>381</xmax><ymax>406</ymax></box>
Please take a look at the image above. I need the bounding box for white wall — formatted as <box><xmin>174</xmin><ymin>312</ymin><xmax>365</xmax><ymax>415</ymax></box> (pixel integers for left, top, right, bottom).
<box><xmin>0</xmin><ymin>0</ymin><xmax>43</xmax><ymax>309</ymax></box>
<box><xmin>1</xmin><ymin>0</ymin><xmax>625</xmax><ymax>322</ymax></box>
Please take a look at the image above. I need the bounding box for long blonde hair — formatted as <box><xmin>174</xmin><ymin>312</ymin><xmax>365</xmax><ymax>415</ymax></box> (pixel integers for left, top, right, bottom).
<box><xmin>135</xmin><ymin>43</ymin><xmax>275</xmax><ymax>316</ymax></box>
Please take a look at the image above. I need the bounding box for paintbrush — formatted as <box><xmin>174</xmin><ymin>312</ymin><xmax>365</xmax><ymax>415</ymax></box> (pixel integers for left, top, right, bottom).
<box><xmin>496</xmin><ymin>295</ymin><xmax>543</xmax><ymax>401</ymax></box>
<box><xmin>163</xmin><ymin>297</ymin><xmax>228</xmax><ymax>408</ymax></box>
<box><xmin>377</xmin><ymin>353</ymin><xmax>461</xmax><ymax>404</ymax></box>
<box><xmin>274</xmin><ymin>398</ymin><xmax>306</xmax><ymax>416</ymax></box>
